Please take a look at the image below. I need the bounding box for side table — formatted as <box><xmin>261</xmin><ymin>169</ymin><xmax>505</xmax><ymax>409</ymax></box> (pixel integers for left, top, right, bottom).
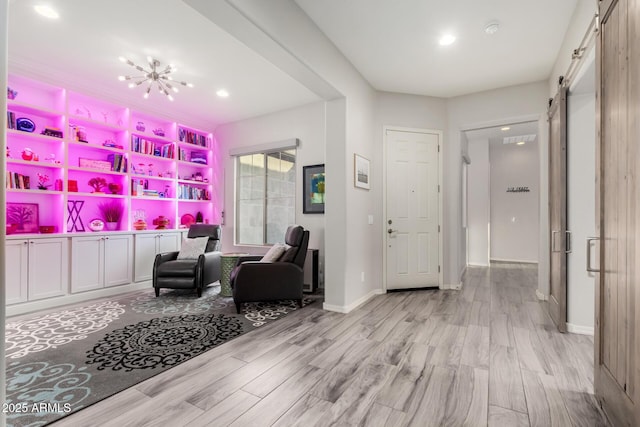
<box><xmin>220</xmin><ymin>253</ymin><xmax>248</xmax><ymax>297</ymax></box>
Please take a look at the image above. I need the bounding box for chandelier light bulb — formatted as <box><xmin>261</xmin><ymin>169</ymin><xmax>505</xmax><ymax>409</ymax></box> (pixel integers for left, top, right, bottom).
<box><xmin>118</xmin><ymin>56</ymin><xmax>193</xmax><ymax>100</ymax></box>
<box><xmin>216</xmin><ymin>89</ymin><xmax>229</xmax><ymax>98</ymax></box>
<box><xmin>438</xmin><ymin>34</ymin><xmax>456</xmax><ymax>46</ymax></box>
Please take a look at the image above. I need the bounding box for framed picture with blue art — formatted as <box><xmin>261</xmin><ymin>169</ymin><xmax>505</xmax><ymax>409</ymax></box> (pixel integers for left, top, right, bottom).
<box><xmin>303</xmin><ymin>164</ymin><xmax>325</xmax><ymax>214</ymax></box>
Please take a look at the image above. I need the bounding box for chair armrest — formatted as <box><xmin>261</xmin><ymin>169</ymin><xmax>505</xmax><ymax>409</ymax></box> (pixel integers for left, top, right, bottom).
<box><xmin>155</xmin><ymin>251</ymin><xmax>179</xmax><ymax>265</ymax></box>
<box><xmin>235</xmin><ymin>255</ymin><xmax>263</xmax><ymax>267</ymax></box>
<box><xmin>200</xmin><ymin>251</ymin><xmax>222</xmax><ymax>285</ymax></box>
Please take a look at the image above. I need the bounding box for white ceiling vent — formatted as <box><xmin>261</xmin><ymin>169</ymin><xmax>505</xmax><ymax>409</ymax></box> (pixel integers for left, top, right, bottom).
<box><xmin>503</xmin><ymin>134</ymin><xmax>537</xmax><ymax>145</ymax></box>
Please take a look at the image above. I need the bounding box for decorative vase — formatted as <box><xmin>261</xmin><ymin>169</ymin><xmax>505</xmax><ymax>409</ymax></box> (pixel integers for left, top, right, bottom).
<box><xmin>136</xmin><ymin>121</ymin><xmax>145</xmax><ymax>132</ymax></box>
<box><xmin>153</xmin><ymin>215</ymin><xmax>170</xmax><ymax>230</ymax></box>
<box><xmin>133</xmin><ymin>219</ymin><xmax>147</xmax><ymax>230</ymax></box>
<box><xmin>105</xmin><ymin>222</ymin><xmax>118</xmax><ymax>231</ymax></box>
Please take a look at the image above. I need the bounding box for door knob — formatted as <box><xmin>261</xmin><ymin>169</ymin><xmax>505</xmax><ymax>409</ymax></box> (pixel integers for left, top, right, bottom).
<box><xmin>388</xmin><ymin>228</ymin><xmax>397</xmax><ymax>234</ymax></box>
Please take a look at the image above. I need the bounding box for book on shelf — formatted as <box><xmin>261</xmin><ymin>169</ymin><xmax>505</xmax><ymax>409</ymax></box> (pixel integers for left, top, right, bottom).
<box><xmin>6</xmin><ymin>171</ymin><xmax>31</xmax><ymax>189</ymax></box>
<box><xmin>178</xmin><ymin>128</ymin><xmax>209</xmax><ymax>147</ymax></box>
<box><xmin>131</xmin><ymin>135</ymin><xmax>174</xmax><ymax>159</ymax></box>
<box><xmin>107</xmin><ymin>153</ymin><xmax>128</xmax><ymax>173</ymax></box>
<box><xmin>178</xmin><ymin>184</ymin><xmax>210</xmax><ymax>200</ymax></box>
<box><xmin>7</xmin><ymin>112</ymin><xmax>16</xmax><ymax>130</ymax></box>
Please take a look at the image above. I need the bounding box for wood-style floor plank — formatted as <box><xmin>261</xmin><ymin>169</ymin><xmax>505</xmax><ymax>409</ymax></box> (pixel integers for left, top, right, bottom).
<box><xmin>48</xmin><ymin>263</ymin><xmax>608</xmax><ymax>427</ymax></box>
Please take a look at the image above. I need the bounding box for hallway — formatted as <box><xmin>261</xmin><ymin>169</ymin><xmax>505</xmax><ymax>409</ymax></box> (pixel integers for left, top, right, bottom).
<box><xmin>53</xmin><ymin>263</ymin><xmax>608</xmax><ymax>426</ymax></box>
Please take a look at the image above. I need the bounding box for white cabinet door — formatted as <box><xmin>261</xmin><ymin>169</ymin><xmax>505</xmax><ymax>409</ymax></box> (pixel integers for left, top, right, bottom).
<box><xmin>158</xmin><ymin>233</ymin><xmax>181</xmax><ymax>253</ymax></box>
<box><xmin>134</xmin><ymin>234</ymin><xmax>159</xmax><ymax>282</ymax></box>
<box><xmin>71</xmin><ymin>236</ymin><xmax>104</xmax><ymax>293</ymax></box>
<box><xmin>28</xmin><ymin>238</ymin><xmax>68</xmax><ymax>301</ymax></box>
<box><xmin>6</xmin><ymin>240</ymin><xmax>29</xmax><ymax>305</ymax></box>
<box><xmin>104</xmin><ymin>235</ymin><xmax>133</xmax><ymax>287</ymax></box>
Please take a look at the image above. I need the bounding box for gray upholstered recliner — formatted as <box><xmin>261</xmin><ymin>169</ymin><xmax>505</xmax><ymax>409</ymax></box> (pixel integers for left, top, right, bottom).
<box><xmin>231</xmin><ymin>225</ymin><xmax>309</xmax><ymax>313</ymax></box>
<box><xmin>153</xmin><ymin>224</ymin><xmax>222</xmax><ymax>297</ymax></box>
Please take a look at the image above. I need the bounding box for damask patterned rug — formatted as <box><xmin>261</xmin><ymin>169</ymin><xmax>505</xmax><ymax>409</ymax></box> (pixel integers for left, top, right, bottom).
<box><xmin>4</xmin><ymin>285</ymin><xmax>314</xmax><ymax>426</ymax></box>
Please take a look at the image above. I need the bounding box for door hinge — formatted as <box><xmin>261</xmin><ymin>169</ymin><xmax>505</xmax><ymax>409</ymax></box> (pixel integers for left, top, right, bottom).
<box><xmin>438</xmin><ymin>184</ymin><xmax>440</xmax><ymax>192</ymax></box>
<box><xmin>438</xmin><ymin>225</ymin><xmax>440</xmax><ymax>232</ymax></box>
<box><xmin>438</xmin><ymin>265</ymin><xmax>441</xmax><ymax>273</ymax></box>
<box><xmin>438</xmin><ymin>145</ymin><xmax>440</xmax><ymax>153</ymax></box>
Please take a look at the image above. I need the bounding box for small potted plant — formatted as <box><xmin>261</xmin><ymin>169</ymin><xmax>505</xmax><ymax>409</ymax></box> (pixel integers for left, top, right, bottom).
<box><xmin>88</xmin><ymin>177</ymin><xmax>107</xmax><ymax>193</ymax></box>
<box><xmin>98</xmin><ymin>200</ymin><xmax>123</xmax><ymax>231</ymax></box>
<box><xmin>37</xmin><ymin>173</ymin><xmax>50</xmax><ymax>190</ymax></box>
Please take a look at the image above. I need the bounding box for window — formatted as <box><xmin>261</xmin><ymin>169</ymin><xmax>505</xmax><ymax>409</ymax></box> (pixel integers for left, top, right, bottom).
<box><xmin>236</xmin><ymin>150</ymin><xmax>296</xmax><ymax>245</ymax></box>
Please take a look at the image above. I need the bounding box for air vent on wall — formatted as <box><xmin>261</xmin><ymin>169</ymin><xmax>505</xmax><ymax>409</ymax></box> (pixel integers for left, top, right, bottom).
<box><xmin>503</xmin><ymin>134</ymin><xmax>537</xmax><ymax>145</ymax></box>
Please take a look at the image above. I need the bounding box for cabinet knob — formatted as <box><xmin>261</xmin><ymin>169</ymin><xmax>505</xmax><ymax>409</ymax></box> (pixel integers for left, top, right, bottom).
<box><xmin>23</xmin><ymin>241</ymin><xmax>28</xmax><ymax>245</ymax></box>
<box><xmin>105</xmin><ymin>237</ymin><xmax>109</xmax><ymax>240</ymax></box>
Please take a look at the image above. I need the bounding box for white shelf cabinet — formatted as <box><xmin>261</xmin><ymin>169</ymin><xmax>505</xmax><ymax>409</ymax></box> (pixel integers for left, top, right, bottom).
<box><xmin>134</xmin><ymin>232</ymin><xmax>182</xmax><ymax>282</ymax></box>
<box><xmin>6</xmin><ymin>240</ymin><xmax>29</xmax><ymax>304</ymax></box>
<box><xmin>5</xmin><ymin>237</ymin><xmax>69</xmax><ymax>303</ymax></box>
<box><xmin>71</xmin><ymin>234</ymin><xmax>133</xmax><ymax>293</ymax></box>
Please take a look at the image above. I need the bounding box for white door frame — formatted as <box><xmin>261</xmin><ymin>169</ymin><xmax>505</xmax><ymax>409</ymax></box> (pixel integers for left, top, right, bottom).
<box><xmin>382</xmin><ymin>126</ymin><xmax>443</xmax><ymax>292</ymax></box>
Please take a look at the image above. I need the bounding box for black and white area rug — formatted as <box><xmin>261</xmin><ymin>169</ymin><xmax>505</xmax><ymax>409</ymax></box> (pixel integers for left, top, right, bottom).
<box><xmin>4</xmin><ymin>285</ymin><xmax>314</xmax><ymax>426</ymax></box>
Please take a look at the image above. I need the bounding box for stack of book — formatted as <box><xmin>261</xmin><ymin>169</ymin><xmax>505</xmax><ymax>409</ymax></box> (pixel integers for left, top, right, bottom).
<box><xmin>107</xmin><ymin>154</ymin><xmax>128</xmax><ymax>173</ymax></box>
<box><xmin>131</xmin><ymin>136</ymin><xmax>174</xmax><ymax>159</ymax></box>
<box><xmin>6</xmin><ymin>172</ymin><xmax>31</xmax><ymax>189</ymax></box>
<box><xmin>178</xmin><ymin>128</ymin><xmax>209</xmax><ymax>147</ymax></box>
<box><xmin>178</xmin><ymin>185</ymin><xmax>210</xmax><ymax>200</ymax></box>
<box><xmin>7</xmin><ymin>112</ymin><xmax>16</xmax><ymax>130</ymax></box>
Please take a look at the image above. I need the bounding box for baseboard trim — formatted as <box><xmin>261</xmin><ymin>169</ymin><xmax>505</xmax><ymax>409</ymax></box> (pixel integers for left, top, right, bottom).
<box><xmin>323</xmin><ymin>289</ymin><xmax>385</xmax><ymax>314</ymax></box>
<box><xmin>442</xmin><ymin>283</ymin><xmax>462</xmax><ymax>290</ymax></box>
<box><xmin>566</xmin><ymin>323</ymin><xmax>594</xmax><ymax>336</ymax></box>
<box><xmin>7</xmin><ymin>281</ymin><xmax>152</xmax><ymax>317</ymax></box>
<box><xmin>468</xmin><ymin>263</ymin><xmax>489</xmax><ymax>267</ymax></box>
<box><xmin>490</xmin><ymin>258</ymin><xmax>538</xmax><ymax>264</ymax></box>
<box><xmin>535</xmin><ymin>289</ymin><xmax>548</xmax><ymax>301</ymax></box>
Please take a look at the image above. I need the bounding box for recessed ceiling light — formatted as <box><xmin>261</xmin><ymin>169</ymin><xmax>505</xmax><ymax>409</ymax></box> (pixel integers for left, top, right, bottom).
<box><xmin>438</xmin><ymin>34</ymin><xmax>456</xmax><ymax>46</ymax></box>
<box><xmin>517</xmin><ymin>141</ymin><xmax>525</xmax><ymax>145</ymax></box>
<box><xmin>216</xmin><ymin>89</ymin><xmax>229</xmax><ymax>98</ymax></box>
<box><xmin>501</xmin><ymin>126</ymin><xmax>510</xmax><ymax>131</ymax></box>
<box><xmin>484</xmin><ymin>22</ymin><xmax>500</xmax><ymax>35</ymax></box>
<box><xmin>34</xmin><ymin>5</ymin><xmax>59</xmax><ymax>19</ymax></box>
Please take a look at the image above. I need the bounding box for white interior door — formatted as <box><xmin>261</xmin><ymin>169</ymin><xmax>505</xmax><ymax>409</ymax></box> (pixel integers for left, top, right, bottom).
<box><xmin>386</xmin><ymin>129</ymin><xmax>440</xmax><ymax>290</ymax></box>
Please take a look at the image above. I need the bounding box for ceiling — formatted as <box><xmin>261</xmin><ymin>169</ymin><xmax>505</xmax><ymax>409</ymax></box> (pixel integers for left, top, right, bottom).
<box><xmin>7</xmin><ymin>0</ymin><xmax>320</xmax><ymax>130</ymax></box>
<box><xmin>7</xmin><ymin>1</ymin><xmax>580</xmax><ymax>131</ymax></box>
<box><xmin>295</xmin><ymin>0</ymin><xmax>578</xmax><ymax>98</ymax></box>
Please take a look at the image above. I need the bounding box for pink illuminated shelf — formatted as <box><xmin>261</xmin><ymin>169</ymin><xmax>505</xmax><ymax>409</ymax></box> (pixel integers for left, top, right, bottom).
<box><xmin>71</xmin><ymin>192</ymin><xmax>127</xmax><ymax>199</ymax></box>
<box><xmin>7</xmin><ymin>189</ymin><xmax>63</xmax><ymax>195</ymax></box>
<box><xmin>68</xmin><ymin>115</ymin><xmax>126</xmax><ymax>132</ymax></box>
<box><xmin>130</xmin><ymin>175</ymin><xmax>174</xmax><ymax>183</ymax></box>
<box><xmin>177</xmin><ymin>140</ymin><xmax>210</xmax><ymax>150</ymax></box>
<box><xmin>7</xmin><ymin>159</ymin><xmax>64</xmax><ymax>169</ymax></box>
<box><xmin>177</xmin><ymin>179</ymin><xmax>212</xmax><ymax>186</ymax></box>
<box><xmin>7</xmin><ymin>100</ymin><xmax>63</xmax><ymax>118</ymax></box>
<box><xmin>177</xmin><ymin>160</ymin><xmax>209</xmax><ymax>168</ymax></box>
<box><xmin>130</xmin><ymin>131</ymin><xmax>174</xmax><ymax>145</ymax></box>
<box><xmin>130</xmin><ymin>152</ymin><xmax>175</xmax><ymax>162</ymax></box>
<box><xmin>68</xmin><ymin>141</ymin><xmax>126</xmax><ymax>154</ymax></box>
<box><xmin>6</xmin><ymin>129</ymin><xmax>65</xmax><ymax>143</ymax></box>
<box><xmin>131</xmin><ymin>196</ymin><xmax>176</xmax><ymax>201</ymax></box>
<box><xmin>67</xmin><ymin>166</ymin><xmax>128</xmax><ymax>176</ymax></box>
<box><xmin>178</xmin><ymin>199</ymin><xmax>212</xmax><ymax>203</ymax></box>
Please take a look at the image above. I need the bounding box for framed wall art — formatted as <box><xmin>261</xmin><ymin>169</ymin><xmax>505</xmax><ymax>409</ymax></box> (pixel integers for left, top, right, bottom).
<box><xmin>303</xmin><ymin>164</ymin><xmax>325</xmax><ymax>214</ymax></box>
<box><xmin>354</xmin><ymin>154</ymin><xmax>370</xmax><ymax>190</ymax></box>
<box><xmin>7</xmin><ymin>202</ymin><xmax>39</xmax><ymax>233</ymax></box>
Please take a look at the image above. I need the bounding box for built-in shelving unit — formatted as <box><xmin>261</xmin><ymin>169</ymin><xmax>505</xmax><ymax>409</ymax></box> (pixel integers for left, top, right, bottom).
<box><xmin>6</xmin><ymin>74</ymin><xmax>215</xmax><ymax>236</ymax></box>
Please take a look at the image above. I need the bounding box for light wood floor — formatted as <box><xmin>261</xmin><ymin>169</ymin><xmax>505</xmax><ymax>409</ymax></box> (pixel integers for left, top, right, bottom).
<box><xmin>53</xmin><ymin>263</ymin><xmax>608</xmax><ymax>426</ymax></box>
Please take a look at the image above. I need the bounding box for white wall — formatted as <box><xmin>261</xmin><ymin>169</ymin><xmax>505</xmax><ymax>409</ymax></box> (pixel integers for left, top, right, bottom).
<box><xmin>214</xmin><ymin>101</ymin><xmax>326</xmax><ymax>282</ymax></box>
<box><xmin>489</xmin><ymin>140</ymin><xmax>540</xmax><ymax>262</ymax></box>
<box><xmin>467</xmin><ymin>139</ymin><xmax>490</xmax><ymax>266</ymax></box>
<box><xmin>218</xmin><ymin>0</ymin><xmax>378</xmax><ymax>311</ymax></box>
<box><xmin>446</xmin><ymin>81</ymin><xmax>549</xmax><ymax>288</ymax></box>
<box><xmin>566</xmin><ymin>90</ymin><xmax>596</xmax><ymax>331</ymax></box>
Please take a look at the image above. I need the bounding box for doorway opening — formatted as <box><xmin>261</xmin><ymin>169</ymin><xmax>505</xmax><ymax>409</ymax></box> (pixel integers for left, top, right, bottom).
<box><xmin>464</xmin><ymin>121</ymin><xmax>540</xmax><ymax>267</ymax></box>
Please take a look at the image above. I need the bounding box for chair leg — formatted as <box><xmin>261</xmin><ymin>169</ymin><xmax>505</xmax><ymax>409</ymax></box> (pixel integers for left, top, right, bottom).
<box><xmin>235</xmin><ymin>302</ymin><xmax>242</xmax><ymax>314</ymax></box>
<box><xmin>297</xmin><ymin>299</ymin><xmax>303</xmax><ymax>308</ymax></box>
<box><xmin>197</xmin><ymin>288</ymin><xmax>202</xmax><ymax>298</ymax></box>
<box><xmin>155</xmin><ymin>287</ymin><xmax>159</xmax><ymax>297</ymax></box>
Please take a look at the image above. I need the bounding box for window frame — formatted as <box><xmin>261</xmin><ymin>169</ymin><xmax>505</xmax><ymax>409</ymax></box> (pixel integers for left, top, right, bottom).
<box><xmin>234</xmin><ymin>148</ymin><xmax>296</xmax><ymax>246</ymax></box>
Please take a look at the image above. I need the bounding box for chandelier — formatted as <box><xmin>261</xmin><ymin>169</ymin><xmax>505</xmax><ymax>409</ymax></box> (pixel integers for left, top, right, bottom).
<box><xmin>118</xmin><ymin>56</ymin><xmax>193</xmax><ymax>101</ymax></box>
